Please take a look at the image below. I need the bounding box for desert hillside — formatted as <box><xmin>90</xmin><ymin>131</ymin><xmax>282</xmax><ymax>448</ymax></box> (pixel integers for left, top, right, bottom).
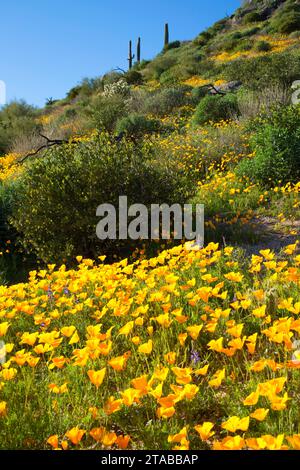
<box><xmin>0</xmin><ymin>0</ymin><xmax>300</xmax><ymax>451</ymax></box>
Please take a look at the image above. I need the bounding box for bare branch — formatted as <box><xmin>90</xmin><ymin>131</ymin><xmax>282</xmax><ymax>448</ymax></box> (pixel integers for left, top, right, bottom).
<box><xmin>18</xmin><ymin>133</ymin><xmax>70</xmax><ymax>163</ymax></box>
<box><xmin>112</xmin><ymin>67</ymin><xmax>126</xmax><ymax>74</ymax></box>
<box><xmin>198</xmin><ymin>84</ymin><xmax>226</xmax><ymax>95</ymax></box>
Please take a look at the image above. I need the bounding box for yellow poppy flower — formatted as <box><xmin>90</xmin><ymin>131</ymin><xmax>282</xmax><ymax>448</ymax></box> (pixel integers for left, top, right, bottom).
<box><xmin>194</xmin><ymin>422</ymin><xmax>215</xmax><ymax>441</ymax></box>
<box><xmin>138</xmin><ymin>340</ymin><xmax>153</xmax><ymax>354</ymax></box>
<box><xmin>87</xmin><ymin>368</ymin><xmax>106</xmax><ymax>388</ymax></box>
<box><xmin>250</xmin><ymin>408</ymin><xmax>269</xmax><ymax>421</ymax></box>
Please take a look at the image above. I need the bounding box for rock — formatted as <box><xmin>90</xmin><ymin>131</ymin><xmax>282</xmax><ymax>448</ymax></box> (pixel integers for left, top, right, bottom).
<box><xmin>215</xmin><ymin>81</ymin><xmax>242</xmax><ymax>93</ymax></box>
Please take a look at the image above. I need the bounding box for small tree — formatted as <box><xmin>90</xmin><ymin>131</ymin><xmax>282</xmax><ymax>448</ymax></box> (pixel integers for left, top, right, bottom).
<box><xmin>237</xmin><ymin>106</ymin><xmax>300</xmax><ymax>186</ymax></box>
<box><xmin>193</xmin><ymin>94</ymin><xmax>239</xmax><ymax>126</ymax></box>
<box><xmin>11</xmin><ymin>134</ymin><xmax>190</xmax><ymax>263</ymax></box>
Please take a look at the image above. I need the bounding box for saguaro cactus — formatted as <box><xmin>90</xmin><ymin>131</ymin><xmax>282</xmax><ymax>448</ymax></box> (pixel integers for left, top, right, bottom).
<box><xmin>137</xmin><ymin>37</ymin><xmax>141</xmax><ymax>63</ymax></box>
<box><xmin>164</xmin><ymin>23</ymin><xmax>169</xmax><ymax>48</ymax></box>
<box><xmin>128</xmin><ymin>40</ymin><xmax>134</xmax><ymax>69</ymax></box>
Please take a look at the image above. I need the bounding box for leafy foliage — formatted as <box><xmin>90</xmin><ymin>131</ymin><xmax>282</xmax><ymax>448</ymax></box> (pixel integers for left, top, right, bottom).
<box><xmin>271</xmin><ymin>2</ymin><xmax>300</xmax><ymax>34</ymax></box>
<box><xmin>237</xmin><ymin>106</ymin><xmax>300</xmax><ymax>185</ymax></box>
<box><xmin>243</xmin><ymin>11</ymin><xmax>262</xmax><ymax>24</ymax></box>
<box><xmin>142</xmin><ymin>87</ymin><xmax>191</xmax><ymax>116</ymax></box>
<box><xmin>85</xmin><ymin>95</ymin><xmax>128</xmax><ymax>132</ymax></box>
<box><xmin>116</xmin><ymin>114</ymin><xmax>161</xmax><ymax>137</ymax></box>
<box><xmin>192</xmin><ymin>94</ymin><xmax>239</xmax><ymax>126</ymax></box>
<box><xmin>0</xmin><ymin>101</ymin><xmax>40</xmax><ymax>155</ymax></box>
<box><xmin>164</xmin><ymin>40</ymin><xmax>181</xmax><ymax>51</ymax></box>
<box><xmin>11</xmin><ymin>134</ymin><xmax>191</xmax><ymax>263</ymax></box>
<box><xmin>224</xmin><ymin>51</ymin><xmax>300</xmax><ymax>89</ymax></box>
<box><xmin>123</xmin><ymin>70</ymin><xmax>143</xmax><ymax>85</ymax></box>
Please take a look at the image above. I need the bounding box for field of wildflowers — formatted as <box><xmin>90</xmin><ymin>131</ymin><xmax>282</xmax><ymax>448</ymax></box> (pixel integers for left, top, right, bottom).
<box><xmin>0</xmin><ymin>115</ymin><xmax>299</xmax><ymax>451</ymax></box>
<box><xmin>212</xmin><ymin>35</ymin><xmax>299</xmax><ymax>63</ymax></box>
<box><xmin>0</xmin><ymin>241</ymin><xmax>300</xmax><ymax>450</ymax></box>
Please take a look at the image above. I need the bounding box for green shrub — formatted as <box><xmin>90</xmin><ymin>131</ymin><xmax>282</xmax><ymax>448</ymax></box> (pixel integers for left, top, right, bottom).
<box><xmin>273</xmin><ymin>11</ymin><xmax>300</xmax><ymax>34</ymax></box>
<box><xmin>66</xmin><ymin>78</ymin><xmax>103</xmax><ymax>101</ymax></box>
<box><xmin>102</xmin><ymin>71</ymin><xmax>124</xmax><ymax>85</ymax></box>
<box><xmin>164</xmin><ymin>41</ymin><xmax>181</xmax><ymax>51</ymax></box>
<box><xmin>241</xmin><ymin>26</ymin><xmax>261</xmax><ymax>37</ymax></box>
<box><xmin>0</xmin><ymin>182</ymin><xmax>35</xmax><ymax>284</ymax></box>
<box><xmin>134</xmin><ymin>60</ymin><xmax>150</xmax><ymax>70</ymax></box>
<box><xmin>181</xmin><ymin>50</ymin><xmax>204</xmax><ymax>68</ymax></box>
<box><xmin>255</xmin><ymin>40</ymin><xmax>271</xmax><ymax>52</ymax></box>
<box><xmin>289</xmin><ymin>30</ymin><xmax>300</xmax><ymax>38</ymax></box>
<box><xmin>224</xmin><ymin>51</ymin><xmax>300</xmax><ymax>90</ymax></box>
<box><xmin>0</xmin><ymin>101</ymin><xmax>41</xmax><ymax>155</ymax></box>
<box><xmin>237</xmin><ymin>106</ymin><xmax>300</xmax><ymax>186</ymax></box>
<box><xmin>191</xmin><ymin>86</ymin><xmax>210</xmax><ymax>104</ymax></box>
<box><xmin>231</xmin><ymin>31</ymin><xmax>242</xmax><ymax>40</ymax></box>
<box><xmin>271</xmin><ymin>3</ymin><xmax>300</xmax><ymax>34</ymax></box>
<box><xmin>243</xmin><ymin>12</ymin><xmax>261</xmax><ymax>24</ymax></box>
<box><xmin>167</xmin><ymin>56</ymin><xmax>216</xmax><ymax>81</ymax></box>
<box><xmin>193</xmin><ymin>58</ymin><xmax>220</xmax><ymax>78</ymax></box>
<box><xmin>116</xmin><ymin>114</ymin><xmax>161</xmax><ymax>137</ymax></box>
<box><xmin>235</xmin><ymin>39</ymin><xmax>254</xmax><ymax>51</ymax></box>
<box><xmin>159</xmin><ymin>68</ymin><xmax>183</xmax><ymax>86</ymax></box>
<box><xmin>0</xmin><ymin>181</ymin><xmax>15</xmax><ymax>257</ymax></box>
<box><xmin>206</xmin><ymin>18</ymin><xmax>228</xmax><ymax>37</ymax></box>
<box><xmin>145</xmin><ymin>54</ymin><xmax>178</xmax><ymax>80</ymax></box>
<box><xmin>56</xmin><ymin>107</ymin><xmax>78</xmax><ymax>124</ymax></box>
<box><xmin>221</xmin><ymin>38</ymin><xmax>239</xmax><ymax>52</ymax></box>
<box><xmin>124</xmin><ymin>70</ymin><xmax>143</xmax><ymax>85</ymax></box>
<box><xmin>11</xmin><ymin>134</ymin><xmax>190</xmax><ymax>263</ymax></box>
<box><xmin>75</xmin><ymin>78</ymin><xmax>97</xmax><ymax>97</ymax></box>
<box><xmin>142</xmin><ymin>87</ymin><xmax>190</xmax><ymax>116</ymax></box>
<box><xmin>85</xmin><ymin>95</ymin><xmax>127</xmax><ymax>132</ymax></box>
<box><xmin>194</xmin><ymin>31</ymin><xmax>212</xmax><ymax>46</ymax></box>
<box><xmin>157</xmin><ymin>49</ymin><xmax>204</xmax><ymax>83</ymax></box>
<box><xmin>192</xmin><ymin>93</ymin><xmax>239</xmax><ymax>125</ymax></box>
<box><xmin>231</xmin><ymin>27</ymin><xmax>261</xmax><ymax>40</ymax></box>
<box><xmin>66</xmin><ymin>86</ymin><xmax>81</xmax><ymax>101</ymax></box>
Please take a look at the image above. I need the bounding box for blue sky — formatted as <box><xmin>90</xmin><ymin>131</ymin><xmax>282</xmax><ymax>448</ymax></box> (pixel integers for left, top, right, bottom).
<box><xmin>1</xmin><ymin>0</ymin><xmax>241</xmax><ymax>107</ymax></box>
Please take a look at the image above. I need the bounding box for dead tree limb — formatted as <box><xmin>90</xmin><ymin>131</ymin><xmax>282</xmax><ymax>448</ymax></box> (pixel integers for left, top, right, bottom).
<box><xmin>19</xmin><ymin>133</ymin><xmax>70</xmax><ymax>163</ymax></box>
<box><xmin>113</xmin><ymin>67</ymin><xmax>126</xmax><ymax>74</ymax></box>
<box><xmin>198</xmin><ymin>84</ymin><xmax>226</xmax><ymax>95</ymax></box>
